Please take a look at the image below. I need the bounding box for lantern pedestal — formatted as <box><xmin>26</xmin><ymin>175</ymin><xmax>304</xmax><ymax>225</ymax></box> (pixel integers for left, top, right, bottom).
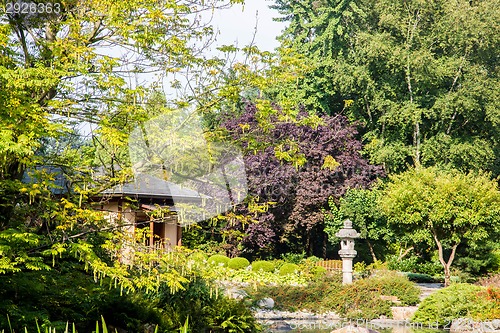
<box><xmin>335</xmin><ymin>219</ymin><xmax>360</xmax><ymax>285</ymax></box>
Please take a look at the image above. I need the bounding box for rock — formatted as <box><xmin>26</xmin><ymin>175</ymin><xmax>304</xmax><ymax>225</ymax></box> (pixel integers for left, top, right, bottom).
<box><xmin>450</xmin><ymin>318</ymin><xmax>500</xmax><ymax>333</ymax></box>
<box><xmin>257</xmin><ymin>297</ymin><xmax>275</xmax><ymax>309</ymax></box>
<box><xmin>331</xmin><ymin>325</ymin><xmax>379</xmax><ymax>333</ymax></box>
<box><xmin>268</xmin><ymin>321</ymin><xmax>292</xmax><ymax>330</ymax></box>
<box><xmin>390</xmin><ymin>306</ymin><xmax>418</xmax><ymax>320</ymax></box>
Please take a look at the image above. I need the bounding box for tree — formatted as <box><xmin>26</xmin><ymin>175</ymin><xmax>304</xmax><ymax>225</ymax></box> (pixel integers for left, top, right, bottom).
<box><xmin>0</xmin><ymin>0</ymin><xmax>243</xmax><ymax>281</ymax></box>
<box><xmin>380</xmin><ymin>167</ymin><xmax>500</xmax><ymax>286</ymax></box>
<box><xmin>271</xmin><ymin>0</ymin><xmax>500</xmax><ymax>175</ymax></box>
<box><xmin>324</xmin><ymin>187</ymin><xmax>392</xmax><ymax>262</ymax></box>
<box><xmin>218</xmin><ymin>101</ymin><xmax>382</xmax><ymax>258</ymax></box>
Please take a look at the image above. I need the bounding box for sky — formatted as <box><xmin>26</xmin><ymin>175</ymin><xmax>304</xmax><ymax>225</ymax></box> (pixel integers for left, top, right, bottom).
<box><xmin>209</xmin><ymin>0</ymin><xmax>286</xmax><ymax>52</ymax></box>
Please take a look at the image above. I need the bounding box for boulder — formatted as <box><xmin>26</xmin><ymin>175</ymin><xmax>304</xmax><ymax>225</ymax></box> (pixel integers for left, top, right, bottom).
<box><xmin>257</xmin><ymin>297</ymin><xmax>275</xmax><ymax>309</ymax></box>
<box><xmin>391</xmin><ymin>306</ymin><xmax>418</xmax><ymax>320</ymax></box>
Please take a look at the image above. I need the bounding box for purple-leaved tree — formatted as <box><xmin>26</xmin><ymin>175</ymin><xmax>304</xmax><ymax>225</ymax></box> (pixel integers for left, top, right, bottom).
<box><xmin>221</xmin><ymin>102</ymin><xmax>383</xmax><ymax>258</ymax></box>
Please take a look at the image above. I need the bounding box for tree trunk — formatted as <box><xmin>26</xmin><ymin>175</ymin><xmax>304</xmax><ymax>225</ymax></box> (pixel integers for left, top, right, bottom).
<box><xmin>367</xmin><ymin>239</ymin><xmax>377</xmax><ymax>262</ymax></box>
<box><xmin>432</xmin><ymin>230</ymin><xmax>459</xmax><ymax>287</ymax></box>
<box><xmin>398</xmin><ymin>246</ymin><xmax>414</xmax><ymax>260</ymax></box>
<box><xmin>322</xmin><ymin>233</ymin><xmax>327</xmax><ymax>259</ymax></box>
<box><xmin>444</xmin><ymin>264</ymin><xmax>451</xmax><ymax>287</ymax></box>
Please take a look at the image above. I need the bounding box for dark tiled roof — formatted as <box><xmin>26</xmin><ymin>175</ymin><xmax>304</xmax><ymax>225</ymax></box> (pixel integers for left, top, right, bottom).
<box><xmin>23</xmin><ymin>167</ymin><xmax>205</xmax><ymax>201</ymax></box>
<box><xmin>22</xmin><ymin>166</ymin><xmax>70</xmax><ymax>195</ymax></box>
<box><xmin>101</xmin><ymin>173</ymin><xmax>204</xmax><ymax>201</ymax></box>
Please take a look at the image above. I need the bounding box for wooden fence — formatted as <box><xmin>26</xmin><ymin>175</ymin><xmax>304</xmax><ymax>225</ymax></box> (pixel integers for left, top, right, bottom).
<box><xmin>316</xmin><ymin>260</ymin><xmax>343</xmax><ymax>271</ymax></box>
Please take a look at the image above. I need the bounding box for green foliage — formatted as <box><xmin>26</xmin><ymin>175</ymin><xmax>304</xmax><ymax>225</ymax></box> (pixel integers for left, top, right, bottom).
<box><xmin>0</xmin><ymin>316</ymin><xmax>133</xmax><ymax>333</ymax></box>
<box><xmin>362</xmin><ymin>271</ymin><xmax>420</xmax><ymax>306</ymax></box>
<box><xmin>154</xmin><ymin>278</ymin><xmax>261</xmax><ymax>333</ymax></box>
<box><xmin>251</xmin><ymin>261</ymin><xmax>275</xmax><ymax>273</ymax></box>
<box><xmin>279</xmin><ymin>263</ymin><xmax>300</xmax><ymax>276</ymax></box>
<box><xmin>245</xmin><ymin>275</ymin><xmax>343</xmax><ymax>312</ymax></box>
<box><xmin>222</xmin><ymin>266</ymin><xmax>308</xmax><ymax>286</ymax></box>
<box><xmin>207</xmin><ymin>254</ymin><xmax>230</xmax><ymax>267</ymax></box>
<box><xmin>0</xmin><ymin>263</ymin><xmax>167</xmax><ymax>332</ymax></box>
<box><xmin>188</xmin><ymin>251</ymin><xmax>208</xmax><ymax>264</ymax></box>
<box><xmin>246</xmin><ymin>273</ymin><xmax>402</xmax><ymax>319</ymax></box>
<box><xmin>404</xmin><ymin>273</ymin><xmax>439</xmax><ymax>284</ymax></box>
<box><xmin>273</xmin><ymin>0</ymin><xmax>500</xmax><ymax>177</ymax></box>
<box><xmin>381</xmin><ymin>167</ymin><xmax>500</xmax><ymax>285</ymax></box>
<box><xmin>325</xmin><ymin>282</ymin><xmax>392</xmax><ymax>320</ymax></box>
<box><xmin>325</xmin><ymin>187</ymin><xmax>391</xmax><ymax>262</ymax></box>
<box><xmin>413</xmin><ymin>284</ymin><xmax>500</xmax><ymax>325</ymax></box>
<box><xmin>280</xmin><ymin>252</ymin><xmax>306</xmax><ymax>264</ymax></box>
<box><xmin>227</xmin><ymin>257</ymin><xmax>250</xmax><ymax>270</ymax></box>
<box><xmin>309</xmin><ymin>266</ymin><xmax>328</xmax><ymax>280</ymax></box>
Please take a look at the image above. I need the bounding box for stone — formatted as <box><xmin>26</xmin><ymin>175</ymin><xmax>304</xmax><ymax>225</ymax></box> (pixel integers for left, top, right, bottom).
<box><xmin>450</xmin><ymin>318</ymin><xmax>500</xmax><ymax>333</ymax></box>
<box><xmin>331</xmin><ymin>325</ymin><xmax>379</xmax><ymax>333</ymax></box>
<box><xmin>257</xmin><ymin>297</ymin><xmax>275</xmax><ymax>309</ymax></box>
<box><xmin>390</xmin><ymin>306</ymin><xmax>418</xmax><ymax>320</ymax></box>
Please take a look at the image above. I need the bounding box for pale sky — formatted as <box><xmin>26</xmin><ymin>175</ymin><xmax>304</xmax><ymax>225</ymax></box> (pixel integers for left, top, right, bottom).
<box><xmin>210</xmin><ymin>0</ymin><xmax>286</xmax><ymax>52</ymax></box>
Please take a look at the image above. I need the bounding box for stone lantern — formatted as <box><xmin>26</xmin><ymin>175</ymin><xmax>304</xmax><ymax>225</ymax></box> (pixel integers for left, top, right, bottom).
<box><xmin>335</xmin><ymin>219</ymin><xmax>360</xmax><ymax>285</ymax></box>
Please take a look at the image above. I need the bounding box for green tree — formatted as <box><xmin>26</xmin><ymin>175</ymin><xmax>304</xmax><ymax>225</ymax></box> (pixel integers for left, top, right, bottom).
<box><xmin>0</xmin><ymin>0</ymin><xmax>243</xmax><ymax>280</ymax></box>
<box><xmin>271</xmin><ymin>0</ymin><xmax>500</xmax><ymax>175</ymax></box>
<box><xmin>325</xmin><ymin>187</ymin><xmax>392</xmax><ymax>262</ymax></box>
<box><xmin>380</xmin><ymin>167</ymin><xmax>500</xmax><ymax>286</ymax></box>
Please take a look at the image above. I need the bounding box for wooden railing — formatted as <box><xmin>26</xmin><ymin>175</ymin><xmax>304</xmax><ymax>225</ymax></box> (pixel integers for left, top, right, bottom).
<box><xmin>316</xmin><ymin>260</ymin><xmax>343</xmax><ymax>271</ymax></box>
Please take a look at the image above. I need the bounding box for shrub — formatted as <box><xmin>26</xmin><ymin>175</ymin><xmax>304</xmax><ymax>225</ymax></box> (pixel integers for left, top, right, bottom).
<box><xmin>156</xmin><ymin>278</ymin><xmax>261</xmax><ymax>332</ymax></box>
<box><xmin>324</xmin><ymin>281</ymin><xmax>392</xmax><ymax>319</ymax></box>
<box><xmin>279</xmin><ymin>263</ymin><xmax>300</xmax><ymax>276</ymax></box>
<box><xmin>310</xmin><ymin>266</ymin><xmax>327</xmax><ymax>280</ymax></box>
<box><xmin>228</xmin><ymin>257</ymin><xmax>250</xmax><ymax>270</ymax></box>
<box><xmin>245</xmin><ymin>275</ymin><xmax>391</xmax><ymax>319</ymax></box>
<box><xmin>0</xmin><ymin>264</ymin><xmax>167</xmax><ymax>332</ymax></box>
<box><xmin>207</xmin><ymin>254</ymin><xmax>230</xmax><ymax>267</ymax></box>
<box><xmin>387</xmin><ymin>254</ymin><xmax>419</xmax><ymax>272</ymax></box>
<box><xmin>413</xmin><ymin>283</ymin><xmax>500</xmax><ymax>326</ymax></box>
<box><xmin>281</xmin><ymin>252</ymin><xmax>306</xmax><ymax>264</ymax></box>
<box><xmin>189</xmin><ymin>251</ymin><xmax>208</xmax><ymax>263</ymax></box>
<box><xmin>404</xmin><ymin>272</ymin><xmax>437</xmax><ymax>283</ymax></box>
<box><xmin>478</xmin><ymin>273</ymin><xmax>500</xmax><ymax>288</ymax></box>
<box><xmin>418</xmin><ymin>261</ymin><xmax>443</xmax><ymax>276</ymax></box>
<box><xmin>245</xmin><ymin>276</ymin><xmax>342</xmax><ymax>312</ymax></box>
<box><xmin>361</xmin><ymin>271</ymin><xmax>420</xmax><ymax>305</ymax></box>
<box><xmin>251</xmin><ymin>260</ymin><xmax>275</xmax><ymax>273</ymax></box>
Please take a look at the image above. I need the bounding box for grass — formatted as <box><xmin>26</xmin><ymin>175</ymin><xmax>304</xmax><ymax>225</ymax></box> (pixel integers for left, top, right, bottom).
<box><xmin>1</xmin><ymin>316</ymin><xmax>160</xmax><ymax>333</ymax></box>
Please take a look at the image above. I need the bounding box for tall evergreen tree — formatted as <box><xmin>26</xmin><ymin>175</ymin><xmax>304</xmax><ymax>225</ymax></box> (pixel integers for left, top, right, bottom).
<box><xmin>271</xmin><ymin>0</ymin><xmax>500</xmax><ymax>175</ymax></box>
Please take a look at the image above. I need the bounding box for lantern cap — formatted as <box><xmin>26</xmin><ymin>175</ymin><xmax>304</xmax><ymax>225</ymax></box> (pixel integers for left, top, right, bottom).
<box><xmin>335</xmin><ymin>219</ymin><xmax>360</xmax><ymax>239</ymax></box>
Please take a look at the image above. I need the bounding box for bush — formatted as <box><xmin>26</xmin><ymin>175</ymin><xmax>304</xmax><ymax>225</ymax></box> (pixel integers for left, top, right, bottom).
<box><xmin>189</xmin><ymin>251</ymin><xmax>208</xmax><ymax>263</ymax></box>
<box><xmin>207</xmin><ymin>254</ymin><xmax>230</xmax><ymax>267</ymax></box>
<box><xmin>279</xmin><ymin>263</ymin><xmax>300</xmax><ymax>276</ymax></box>
<box><xmin>310</xmin><ymin>266</ymin><xmax>328</xmax><ymax>280</ymax></box>
<box><xmin>0</xmin><ymin>264</ymin><xmax>167</xmax><ymax>332</ymax></box>
<box><xmin>251</xmin><ymin>260</ymin><xmax>275</xmax><ymax>273</ymax></box>
<box><xmin>245</xmin><ymin>274</ymin><xmax>392</xmax><ymax>319</ymax></box>
<box><xmin>478</xmin><ymin>273</ymin><xmax>500</xmax><ymax>288</ymax></box>
<box><xmin>361</xmin><ymin>271</ymin><xmax>420</xmax><ymax>305</ymax></box>
<box><xmin>281</xmin><ymin>252</ymin><xmax>306</xmax><ymax>264</ymax></box>
<box><xmin>245</xmin><ymin>276</ymin><xmax>342</xmax><ymax>312</ymax></box>
<box><xmin>387</xmin><ymin>254</ymin><xmax>419</xmax><ymax>272</ymax></box>
<box><xmin>413</xmin><ymin>283</ymin><xmax>500</xmax><ymax>326</ymax></box>
<box><xmin>418</xmin><ymin>261</ymin><xmax>444</xmax><ymax>276</ymax></box>
<box><xmin>324</xmin><ymin>281</ymin><xmax>392</xmax><ymax>319</ymax></box>
<box><xmin>156</xmin><ymin>278</ymin><xmax>262</xmax><ymax>332</ymax></box>
<box><xmin>228</xmin><ymin>257</ymin><xmax>250</xmax><ymax>270</ymax></box>
<box><xmin>404</xmin><ymin>272</ymin><xmax>438</xmax><ymax>283</ymax></box>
